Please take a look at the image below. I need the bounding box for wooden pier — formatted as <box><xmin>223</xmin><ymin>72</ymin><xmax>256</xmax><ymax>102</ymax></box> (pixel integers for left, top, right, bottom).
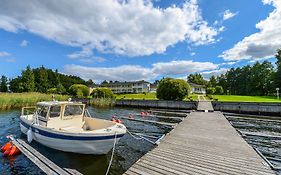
<box><xmin>9</xmin><ymin>136</ymin><xmax>82</xmax><ymax>175</ymax></box>
<box><xmin>197</xmin><ymin>100</ymin><xmax>214</xmax><ymax>112</ymax></box>
<box><xmin>123</xmin><ymin>101</ymin><xmax>275</xmax><ymax>175</ymax></box>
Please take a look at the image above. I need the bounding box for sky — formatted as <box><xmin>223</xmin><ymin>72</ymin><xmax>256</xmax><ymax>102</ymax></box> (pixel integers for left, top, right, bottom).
<box><xmin>0</xmin><ymin>0</ymin><xmax>280</xmax><ymax>83</ymax></box>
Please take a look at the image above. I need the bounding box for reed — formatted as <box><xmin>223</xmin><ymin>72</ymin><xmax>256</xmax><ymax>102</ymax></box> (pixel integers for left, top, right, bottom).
<box><xmin>0</xmin><ymin>92</ymin><xmax>69</xmax><ymax>110</ymax></box>
<box><xmin>90</xmin><ymin>98</ymin><xmax>116</xmax><ymax>107</ymax></box>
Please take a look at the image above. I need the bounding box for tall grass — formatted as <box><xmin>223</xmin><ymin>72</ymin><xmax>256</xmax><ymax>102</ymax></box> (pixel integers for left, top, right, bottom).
<box><xmin>90</xmin><ymin>98</ymin><xmax>116</xmax><ymax>107</ymax></box>
<box><xmin>0</xmin><ymin>92</ymin><xmax>69</xmax><ymax>110</ymax></box>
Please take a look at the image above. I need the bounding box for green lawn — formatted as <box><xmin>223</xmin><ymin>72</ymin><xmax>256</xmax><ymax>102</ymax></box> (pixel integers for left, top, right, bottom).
<box><xmin>212</xmin><ymin>95</ymin><xmax>281</xmax><ymax>103</ymax></box>
<box><xmin>115</xmin><ymin>93</ymin><xmax>157</xmax><ymax>100</ymax></box>
<box><xmin>115</xmin><ymin>93</ymin><xmax>199</xmax><ymax>101</ymax></box>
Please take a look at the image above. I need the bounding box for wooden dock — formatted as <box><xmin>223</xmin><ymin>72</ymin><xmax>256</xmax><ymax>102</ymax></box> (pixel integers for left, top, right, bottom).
<box><xmin>8</xmin><ymin>136</ymin><xmax>82</xmax><ymax>175</ymax></box>
<box><xmin>197</xmin><ymin>100</ymin><xmax>214</xmax><ymax>112</ymax></box>
<box><xmin>123</xmin><ymin>102</ymin><xmax>275</xmax><ymax>175</ymax></box>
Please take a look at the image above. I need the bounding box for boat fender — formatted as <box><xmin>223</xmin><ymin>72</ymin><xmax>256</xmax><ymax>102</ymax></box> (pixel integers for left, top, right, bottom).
<box><xmin>117</xmin><ymin>119</ymin><xmax>122</xmax><ymax>124</ymax></box>
<box><xmin>1</xmin><ymin>141</ymin><xmax>13</xmax><ymax>152</ymax></box>
<box><xmin>7</xmin><ymin>145</ymin><xmax>21</xmax><ymax>156</ymax></box>
<box><xmin>27</xmin><ymin>127</ymin><xmax>33</xmax><ymax>143</ymax></box>
<box><xmin>3</xmin><ymin>148</ymin><xmax>11</xmax><ymax>157</ymax></box>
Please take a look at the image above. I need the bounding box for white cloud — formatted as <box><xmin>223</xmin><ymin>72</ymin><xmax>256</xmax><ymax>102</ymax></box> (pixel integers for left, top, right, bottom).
<box><xmin>152</xmin><ymin>60</ymin><xmax>218</xmax><ymax>75</ymax></box>
<box><xmin>64</xmin><ymin>59</ymin><xmax>219</xmax><ymax>82</ymax></box>
<box><xmin>219</xmin><ymin>61</ymin><xmax>237</xmax><ymax>66</ymax></box>
<box><xmin>221</xmin><ymin>0</ymin><xmax>281</xmax><ymax>61</ymax></box>
<box><xmin>201</xmin><ymin>68</ymin><xmax>228</xmax><ymax>79</ymax></box>
<box><xmin>0</xmin><ymin>51</ymin><xmax>10</xmax><ymax>57</ymax></box>
<box><xmin>64</xmin><ymin>64</ymin><xmax>157</xmax><ymax>82</ymax></box>
<box><xmin>222</xmin><ymin>10</ymin><xmax>238</xmax><ymax>21</ymax></box>
<box><xmin>0</xmin><ymin>0</ymin><xmax>220</xmax><ymax>57</ymax></box>
<box><xmin>20</xmin><ymin>40</ymin><xmax>29</xmax><ymax>47</ymax></box>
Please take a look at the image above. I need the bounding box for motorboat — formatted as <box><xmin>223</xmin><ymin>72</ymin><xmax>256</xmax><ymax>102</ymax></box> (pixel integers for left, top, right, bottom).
<box><xmin>20</xmin><ymin>101</ymin><xmax>126</xmax><ymax>154</ymax></box>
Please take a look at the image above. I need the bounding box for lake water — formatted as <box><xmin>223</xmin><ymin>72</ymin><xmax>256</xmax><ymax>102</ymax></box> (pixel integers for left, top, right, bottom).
<box><xmin>1</xmin><ymin>108</ymin><xmax>281</xmax><ymax>175</ymax></box>
<box><xmin>0</xmin><ymin>107</ymin><xmax>173</xmax><ymax>175</ymax></box>
<box><xmin>227</xmin><ymin>116</ymin><xmax>281</xmax><ymax>175</ymax></box>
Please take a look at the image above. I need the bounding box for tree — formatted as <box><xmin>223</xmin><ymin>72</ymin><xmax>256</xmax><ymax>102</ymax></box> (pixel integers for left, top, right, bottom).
<box><xmin>208</xmin><ymin>76</ymin><xmax>217</xmax><ymax>87</ymax></box>
<box><xmin>91</xmin><ymin>88</ymin><xmax>114</xmax><ymax>98</ymax></box>
<box><xmin>101</xmin><ymin>80</ymin><xmax>108</xmax><ymax>85</ymax></box>
<box><xmin>0</xmin><ymin>75</ymin><xmax>8</xmax><ymax>92</ymax></box>
<box><xmin>187</xmin><ymin>73</ymin><xmax>207</xmax><ymax>85</ymax></box>
<box><xmin>69</xmin><ymin>84</ymin><xmax>89</xmax><ymax>97</ymax></box>
<box><xmin>206</xmin><ymin>87</ymin><xmax>216</xmax><ymax>95</ymax></box>
<box><xmin>9</xmin><ymin>77</ymin><xmax>24</xmax><ymax>92</ymax></box>
<box><xmin>156</xmin><ymin>78</ymin><xmax>190</xmax><ymax>100</ymax></box>
<box><xmin>215</xmin><ymin>86</ymin><xmax>224</xmax><ymax>95</ymax></box>
<box><xmin>86</xmin><ymin>79</ymin><xmax>94</xmax><ymax>87</ymax></box>
<box><xmin>275</xmin><ymin>49</ymin><xmax>281</xmax><ymax>89</ymax></box>
<box><xmin>21</xmin><ymin>65</ymin><xmax>35</xmax><ymax>92</ymax></box>
<box><xmin>33</xmin><ymin>66</ymin><xmax>49</xmax><ymax>93</ymax></box>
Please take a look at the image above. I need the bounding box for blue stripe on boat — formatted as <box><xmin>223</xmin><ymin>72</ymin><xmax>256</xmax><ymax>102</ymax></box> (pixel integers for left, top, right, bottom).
<box><xmin>21</xmin><ymin>120</ymin><xmax>125</xmax><ymax>141</ymax></box>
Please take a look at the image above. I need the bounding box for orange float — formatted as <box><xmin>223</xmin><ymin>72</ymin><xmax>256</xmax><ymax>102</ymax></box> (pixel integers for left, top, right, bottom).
<box><xmin>1</xmin><ymin>142</ymin><xmax>13</xmax><ymax>152</ymax></box>
<box><xmin>7</xmin><ymin>145</ymin><xmax>21</xmax><ymax>156</ymax></box>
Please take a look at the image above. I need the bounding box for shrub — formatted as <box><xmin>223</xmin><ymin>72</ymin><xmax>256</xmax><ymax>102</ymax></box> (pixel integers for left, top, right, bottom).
<box><xmin>215</xmin><ymin>86</ymin><xmax>224</xmax><ymax>95</ymax></box>
<box><xmin>91</xmin><ymin>88</ymin><xmax>114</xmax><ymax>98</ymax></box>
<box><xmin>206</xmin><ymin>87</ymin><xmax>216</xmax><ymax>95</ymax></box>
<box><xmin>69</xmin><ymin>84</ymin><xmax>89</xmax><ymax>97</ymax></box>
<box><xmin>156</xmin><ymin>78</ymin><xmax>190</xmax><ymax>100</ymax></box>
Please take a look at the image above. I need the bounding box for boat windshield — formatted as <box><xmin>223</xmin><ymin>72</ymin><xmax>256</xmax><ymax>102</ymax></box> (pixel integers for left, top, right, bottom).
<box><xmin>49</xmin><ymin>105</ymin><xmax>61</xmax><ymax>118</ymax></box>
<box><xmin>64</xmin><ymin>105</ymin><xmax>84</xmax><ymax>117</ymax></box>
<box><xmin>36</xmin><ymin>105</ymin><xmax>49</xmax><ymax>118</ymax></box>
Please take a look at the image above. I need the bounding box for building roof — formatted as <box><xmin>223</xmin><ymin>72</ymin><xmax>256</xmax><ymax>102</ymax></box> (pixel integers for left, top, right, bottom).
<box><xmin>101</xmin><ymin>80</ymin><xmax>150</xmax><ymax>86</ymax></box>
<box><xmin>188</xmin><ymin>82</ymin><xmax>206</xmax><ymax>88</ymax></box>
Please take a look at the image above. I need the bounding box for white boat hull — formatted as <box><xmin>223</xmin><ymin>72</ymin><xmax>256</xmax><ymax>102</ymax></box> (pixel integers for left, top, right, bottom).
<box><xmin>20</xmin><ymin>119</ymin><xmax>125</xmax><ymax>154</ymax></box>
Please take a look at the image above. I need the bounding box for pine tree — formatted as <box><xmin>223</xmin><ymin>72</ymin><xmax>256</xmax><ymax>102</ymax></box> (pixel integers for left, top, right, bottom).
<box><xmin>22</xmin><ymin>65</ymin><xmax>35</xmax><ymax>92</ymax></box>
<box><xmin>275</xmin><ymin>49</ymin><xmax>281</xmax><ymax>89</ymax></box>
<box><xmin>38</xmin><ymin>66</ymin><xmax>49</xmax><ymax>93</ymax></box>
<box><xmin>0</xmin><ymin>75</ymin><xmax>8</xmax><ymax>92</ymax></box>
<box><xmin>208</xmin><ymin>76</ymin><xmax>217</xmax><ymax>87</ymax></box>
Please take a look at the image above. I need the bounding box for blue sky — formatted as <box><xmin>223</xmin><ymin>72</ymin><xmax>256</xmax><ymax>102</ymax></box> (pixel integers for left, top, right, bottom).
<box><xmin>0</xmin><ymin>0</ymin><xmax>280</xmax><ymax>82</ymax></box>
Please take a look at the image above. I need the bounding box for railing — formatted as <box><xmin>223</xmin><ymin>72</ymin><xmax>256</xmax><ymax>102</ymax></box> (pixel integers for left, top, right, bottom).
<box><xmin>21</xmin><ymin>106</ymin><xmax>36</xmax><ymax>116</ymax></box>
<box><xmin>84</xmin><ymin>109</ymin><xmax>93</xmax><ymax>118</ymax></box>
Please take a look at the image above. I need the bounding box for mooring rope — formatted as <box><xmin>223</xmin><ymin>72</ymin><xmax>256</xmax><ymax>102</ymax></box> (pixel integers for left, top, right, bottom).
<box><xmin>105</xmin><ymin>132</ymin><xmax>117</xmax><ymax>175</ymax></box>
<box><xmin>126</xmin><ymin>129</ymin><xmax>159</xmax><ymax>145</ymax></box>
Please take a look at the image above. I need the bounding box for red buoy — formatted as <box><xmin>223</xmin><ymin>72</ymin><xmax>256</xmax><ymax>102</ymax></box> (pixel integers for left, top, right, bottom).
<box><xmin>1</xmin><ymin>142</ymin><xmax>13</xmax><ymax>153</ymax></box>
<box><xmin>7</xmin><ymin>146</ymin><xmax>21</xmax><ymax>156</ymax></box>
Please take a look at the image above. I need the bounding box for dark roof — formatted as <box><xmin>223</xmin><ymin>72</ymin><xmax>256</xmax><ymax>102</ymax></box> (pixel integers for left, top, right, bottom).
<box><xmin>188</xmin><ymin>82</ymin><xmax>206</xmax><ymax>88</ymax></box>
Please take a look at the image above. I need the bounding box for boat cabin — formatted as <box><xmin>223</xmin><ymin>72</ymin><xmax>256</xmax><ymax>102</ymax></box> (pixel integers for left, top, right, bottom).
<box><xmin>21</xmin><ymin>101</ymin><xmax>116</xmax><ymax>133</ymax></box>
<box><xmin>34</xmin><ymin>101</ymin><xmax>86</xmax><ymax>127</ymax></box>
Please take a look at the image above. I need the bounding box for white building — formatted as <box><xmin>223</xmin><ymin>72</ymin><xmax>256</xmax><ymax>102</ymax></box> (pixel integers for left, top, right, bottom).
<box><xmin>189</xmin><ymin>82</ymin><xmax>206</xmax><ymax>94</ymax></box>
<box><xmin>100</xmin><ymin>80</ymin><xmax>150</xmax><ymax>94</ymax></box>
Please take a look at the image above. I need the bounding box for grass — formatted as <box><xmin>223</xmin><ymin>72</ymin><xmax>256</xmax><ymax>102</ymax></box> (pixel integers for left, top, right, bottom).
<box><xmin>115</xmin><ymin>93</ymin><xmax>157</xmax><ymax>100</ymax></box>
<box><xmin>114</xmin><ymin>93</ymin><xmax>199</xmax><ymax>101</ymax></box>
<box><xmin>0</xmin><ymin>92</ymin><xmax>69</xmax><ymax>110</ymax></box>
<box><xmin>212</xmin><ymin>95</ymin><xmax>281</xmax><ymax>103</ymax></box>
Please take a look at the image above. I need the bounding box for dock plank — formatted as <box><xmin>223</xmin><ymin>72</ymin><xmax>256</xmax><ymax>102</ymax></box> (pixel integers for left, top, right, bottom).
<box><xmin>123</xmin><ymin>110</ymin><xmax>275</xmax><ymax>175</ymax></box>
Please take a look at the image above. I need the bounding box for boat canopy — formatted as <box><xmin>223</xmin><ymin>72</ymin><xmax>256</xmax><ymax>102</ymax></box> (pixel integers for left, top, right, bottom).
<box><xmin>34</xmin><ymin>101</ymin><xmax>86</xmax><ymax>126</ymax></box>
